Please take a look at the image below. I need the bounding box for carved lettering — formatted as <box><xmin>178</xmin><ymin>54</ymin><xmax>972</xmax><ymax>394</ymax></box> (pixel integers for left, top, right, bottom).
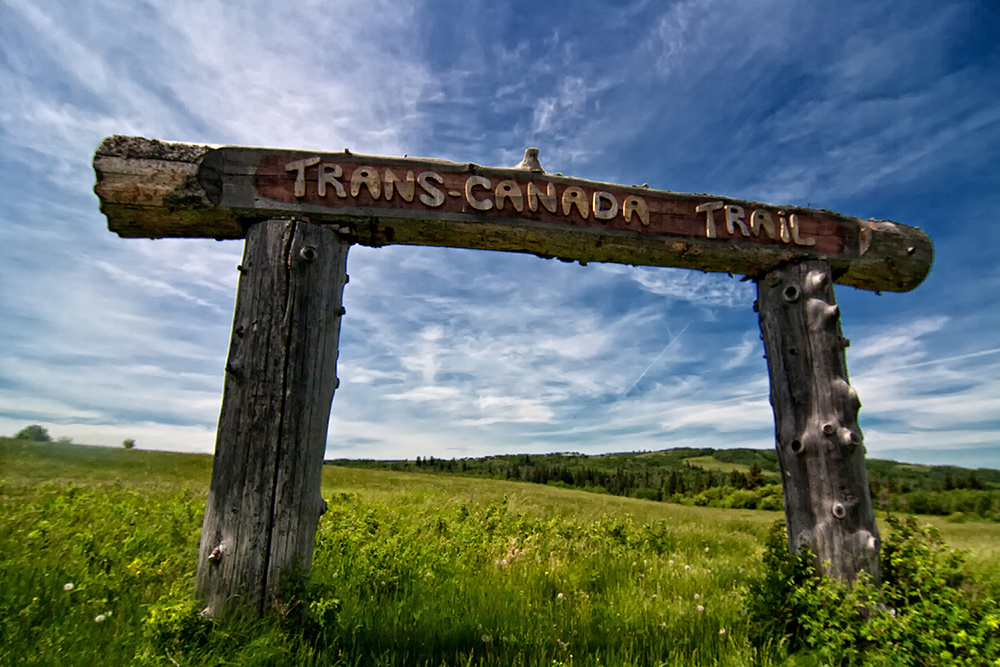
<box><xmin>593</xmin><ymin>191</ymin><xmax>619</xmax><ymax>221</ymax></box>
<box><xmin>417</xmin><ymin>171</ymin><xmax>445</xmax><ymax>207</ymax></box>
<box><xmin>350</xmin><ymin>166</ymin><xmax>381</xmax><ymax>199</ymax></box>
<box><xmin>285</xmin><ymin>157</ymin><xmax>320</xmax><ymax>198</ymax></box>
<box><xmin>271</xmin><ymin>157</ymin><xmax>827</xmax><ymax>251</ymax></box>
<box><xmin>725</xmin><ymin>204</ymin><xmax>749</xmax><ymax>236</ymax></box>
<box><xmin>466</xmin><ymin>175</ymin><xmax>493</xmax><ymax>211</ymax></box>
<box><xmin>384</xmin><ymin>169</ymin><xmax>415</xmax><ymax>202</ymax></box>
<box><xmin>789</xmin><ymin>213</ymin><xmax>815</xmax><ymax>246</ymax></box>
<box><xmin>527</xmin><ymin>182</ymin><xmax>557</xmax><ymax>213</ymax></box>
<box><xmin>778</xmin><ymin>211</ymin><xmax>791</xmax><ymax>243</ymax></box>
<box><xmin>562</xmin><ymin>186</ymin><xmax>589</xmax><ymax>218</ymax></box>
<box><xmin>750</xmin><ymin>209</ymin><xmax>776</xmax><ymax>239</ymax></box>
<box><xmin>696</xmin><ymin>201</ymin><xmax>724</xmax><ymax>238</ymax></box>
<box><xmin>622</xmin><ymin>195</ymin><xmax>649</xmax><ymax>227</ymax></box>
<box><xmin>317</xmin><ymin>163</ymin><xmax>346</xmax><ymax>198</ymax></box>
<box><xmin>495</xmin><ymin>180</ymin><xmax>524</xmax><ymax>212</ymax></box>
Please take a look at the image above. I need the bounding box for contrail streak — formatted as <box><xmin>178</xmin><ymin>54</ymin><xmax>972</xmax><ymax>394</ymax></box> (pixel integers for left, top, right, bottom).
<box><xmin>620</xmin><ymin>322</ymin><xmax>691</xmax><ymax>397</ymax></box>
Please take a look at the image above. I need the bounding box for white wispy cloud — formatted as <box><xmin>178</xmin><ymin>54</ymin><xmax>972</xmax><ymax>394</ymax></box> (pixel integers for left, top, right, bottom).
<box><xmin>1</xmin><ymin>0</ymin><xmax>996</xmax><ymax>469</ymax></box>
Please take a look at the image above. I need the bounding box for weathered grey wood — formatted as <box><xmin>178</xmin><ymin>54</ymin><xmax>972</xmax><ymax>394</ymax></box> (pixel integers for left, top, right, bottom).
<box><xmin>93</xmin><ymin>135</ymin><xmax>933</xmax><ymax>293</ymax></box>
<box><xmin>757</xmin><ymin>260</ymin><xmax>880</xmax><ymax>583</ymax></box>
<box><xmin>195</xmin><ymin>218</ymin><xmax>349</xmax><ymax>616</ymax></box>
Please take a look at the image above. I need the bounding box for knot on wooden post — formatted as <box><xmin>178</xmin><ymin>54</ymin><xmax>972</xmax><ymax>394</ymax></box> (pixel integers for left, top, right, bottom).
<box><xmin>757</xmin><ymin>260</ymin><xmax>880</xmax><ymax>583</ymax></box>
<box><xmin>515</xmin><ymin>147</ymin><xmax>544</xmax><ymax>173</ymax></box>
<box><xmin>196</xmin><ymin>218</ymin><xmax>351</xmax><ymax>617</ymax></box>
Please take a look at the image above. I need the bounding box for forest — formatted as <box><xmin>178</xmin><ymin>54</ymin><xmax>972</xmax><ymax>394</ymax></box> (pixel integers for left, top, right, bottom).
<box><xmin>328</xmin><ymin>447</ymin><xmax>1000</xmax><ymax>520</ymax></box>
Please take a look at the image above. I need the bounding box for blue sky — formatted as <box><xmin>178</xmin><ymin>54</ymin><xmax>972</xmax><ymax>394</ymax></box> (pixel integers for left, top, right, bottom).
<box><xmin>1</xmin><ymin>0</ymin><xmax>998</xmax><ymax>468</ymax></box>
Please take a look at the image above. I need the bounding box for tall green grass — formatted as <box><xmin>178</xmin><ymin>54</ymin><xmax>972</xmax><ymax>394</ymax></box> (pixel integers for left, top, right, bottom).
<box><xmin>2</xmin><ymin>439</ymin><xmax>998</xmax><ymax>665</ymax></box>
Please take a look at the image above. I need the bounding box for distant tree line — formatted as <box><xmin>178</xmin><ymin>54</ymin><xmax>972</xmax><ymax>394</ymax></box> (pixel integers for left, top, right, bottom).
<box><xmin>335</xmin><ymin>451</ymin><xmax>784</xmax><ymax>511</ymax></box>
<box><xmin>328</xmin><ymin>448</ymin><xmax>1000</xmax><ymax>520</ymax></box>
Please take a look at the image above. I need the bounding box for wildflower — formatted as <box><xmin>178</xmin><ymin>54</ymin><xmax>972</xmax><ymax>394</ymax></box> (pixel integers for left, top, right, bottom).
<box><xmin>719</xmin><ymin>628</ymin><xmax>726</xmax><ymax>636</ymax></box>
<box><xmin>556</xmin><ymin>593</ymin><xmax>565</xmax><ymax>601</ymax></box>
<box><xmin>696</xmin><ymin>605</ymin><xmax>704</xmax><ymax>613</ymax></box>
<box><xmin>94</xmin><ymin>614</ymin><xmax>106</xmax><ymax>623</ymax></box>
<box><xmin>63</xmin><ymin>583</ymin><xmax>73</xmax><ymax>591</ymax></box>
<box><xmin>425</xmin><ymin>571</ymin><xmax>432</xmax><ymax>578</ymax></box>
<box><xmin>693</xmin><ymin>594</ymin><xmax>700</xmax><ymax>600</ymax></box>
<box><xmin>481</xmin><ymin>634</ymin><xmax>492</xmax><ymax>643</ymax></box>
<box><xmin>652</xmin><ymin>594</ymin><xmax>658</xmax><ymax>600</ymax></box>
<box><xmin>660</xmin><ymin>622</ymin><xmax>668</xmax><ymax>629</ymax></box>
<box><xmin>632</xmin><ymin>562</ymin><xmax>637</xmax><ymax>567</ymax></box>
<box><xmin>704</xmin><ymin>547</ymin><xmax>710</xmax><ymax>553</ymax></box>
<box><xmin>668</xmin><ymin>560</ymin><xmax>675</xmax><ymax>566</ymax></box>
<box><xmin>684</xmin><ymin>565</ymin><xmax>691</xmax><ymax>571</ymax></box>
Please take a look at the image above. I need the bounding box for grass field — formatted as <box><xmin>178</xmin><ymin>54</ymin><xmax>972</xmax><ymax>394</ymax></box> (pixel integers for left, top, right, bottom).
<box><xmin>2</xmin><ymin>439</ymin><xmax>998</xmax><ymax>666</ymax></box>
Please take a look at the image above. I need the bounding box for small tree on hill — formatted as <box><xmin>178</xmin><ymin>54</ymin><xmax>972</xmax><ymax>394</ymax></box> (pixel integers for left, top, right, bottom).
<box><xmin>122</xmin><ymin>438</ymin><xmax>136</xmax><ymax>449</ymax></box>
<box><xmin>14</xmin><ymin>424</ymin><xmax>52</xmax><ymax>442</ymax></box>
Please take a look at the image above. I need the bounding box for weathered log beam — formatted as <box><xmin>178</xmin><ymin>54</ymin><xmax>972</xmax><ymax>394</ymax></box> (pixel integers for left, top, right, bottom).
<box><xmin>93</xmin><ymin>136</ymin><xmax>933</xmax><ymax>293</ymax></box>
<box><xmin>757</xmin><ymin>260</ymin><xmax>880</xmax><ymax>583</ymax></box>
<box><xmin>195</xmin><ymin>218</ymin><xmax>349</xmax><ymax>616</ymax></box>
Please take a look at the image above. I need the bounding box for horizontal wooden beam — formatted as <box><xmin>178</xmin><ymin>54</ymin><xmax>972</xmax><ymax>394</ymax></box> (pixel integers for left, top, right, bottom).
<box><xmin>93</xmin><ymin>136</ymin><xmax>933</xmax><ymax>292</ymax></box>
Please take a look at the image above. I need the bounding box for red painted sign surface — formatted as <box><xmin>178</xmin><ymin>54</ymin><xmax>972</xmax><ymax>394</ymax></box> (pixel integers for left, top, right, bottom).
<box><xmin>254</xmin><ymin>154</ymin><xmax>845</xmax><ymax>256</ymax></box>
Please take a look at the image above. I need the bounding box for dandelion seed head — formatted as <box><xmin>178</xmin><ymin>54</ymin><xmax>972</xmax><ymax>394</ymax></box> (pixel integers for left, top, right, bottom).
<box><xmin>719</xmin><ymin>628</ymin><xmax>726</xmax><ymax>636</ymax></box>
<box><xmin>481</xmin><ymin>634</ymin><xmax>491</xmax><ymax>643</ymax></box>
<box><xmin>632</xmin><ymin>562</ymin><xmax>637</xmax><ymax>567</ymax></box>
<box><xmin>63</xmin><ymin>583</ymin><xmax>73</xmax><ymax>591</ymax></box>
<box><xmin>94</xmin><ymin>614</ymin><xmax>106</xmax><ymax>623</ymax></box>
<box><xmin>694</xmin><ymin>594</ymin><xmax>700</xmax><ymax>600</ymax></box>
<box><xmin>705</xmin><ymin>547</ymin><xmax>710</xmax><ymax>553</ymax></box>
<box><xmin>696</xmin><ymin>605</ymin><xmax>704</xmax><ymax>613</ymax></box>
<box><xmin>556</xmin><ymin>593</ymin><xmax>565</xmax><ymax>601</ymax></box>
<box><xmin>684</xmin><ymin>565</ymin><xmax>691</xmax><ymax>571</ymax></box>
<box><xmin>668</xmin><ymin>560</ymin><xmax>675</xmax><ymax>566</ymax></box>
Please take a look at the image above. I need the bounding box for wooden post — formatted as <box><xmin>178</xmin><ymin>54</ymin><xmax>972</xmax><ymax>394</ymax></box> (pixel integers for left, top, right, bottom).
<box><xmin>757</xmin><ymin>259</ymin><xmax>880</xmax><ymax>583</ymax></box>
<box><xmin>195</xmin><ymin>218</ymin><xmax>349</xmax><ymax>616</ymax></box>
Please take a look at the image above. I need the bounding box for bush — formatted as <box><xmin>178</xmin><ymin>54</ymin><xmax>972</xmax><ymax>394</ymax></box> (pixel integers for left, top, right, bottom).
<box><xmin>747</xmin><ymin>517</ymin><xmax>1000</xmax><ymax>665</ymax></box>
<box><xmin>122</xmin><ymin>438</ymin><xmax>136</xmax><ymax>449</ymax></box>
<box><xmin>13</xmin><ymin>424</ymin><xmax>52</xmax><ymax>442</ymax></box>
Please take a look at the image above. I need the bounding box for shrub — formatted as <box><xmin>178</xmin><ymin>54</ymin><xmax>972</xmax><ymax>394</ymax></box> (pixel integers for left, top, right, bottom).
<box><xmin>747</xmin><ymin>516</ymin><xmax>1000</xmax><ymax>665</ymax></box>
<box><xmin>123</xmin><ymin>438</ymin><xmax>136</xmax><ymax>449</ymax></box>
<box><xmin>13</xmin><ymin>424</ymin><xmax>52</xmax><ymax>441</ymax></box>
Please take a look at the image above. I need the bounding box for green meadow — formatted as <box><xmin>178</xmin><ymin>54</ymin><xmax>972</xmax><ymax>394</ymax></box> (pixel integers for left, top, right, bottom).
<box><xmin>1</xmin><ymin>438</ymin><xmax>998</xmax><ymax>666</ymax></box>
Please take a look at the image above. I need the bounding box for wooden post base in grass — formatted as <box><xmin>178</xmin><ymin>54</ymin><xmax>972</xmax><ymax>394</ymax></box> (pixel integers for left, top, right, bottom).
<box><xmin>757</xmin><ymin>260</ymin><xmax>880</xmax><ymax>583</ymax></box>
<box><xmin>195</xmin><ymin>218</ymin><xmax>349</xmax><ymax>616</ymax></box>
